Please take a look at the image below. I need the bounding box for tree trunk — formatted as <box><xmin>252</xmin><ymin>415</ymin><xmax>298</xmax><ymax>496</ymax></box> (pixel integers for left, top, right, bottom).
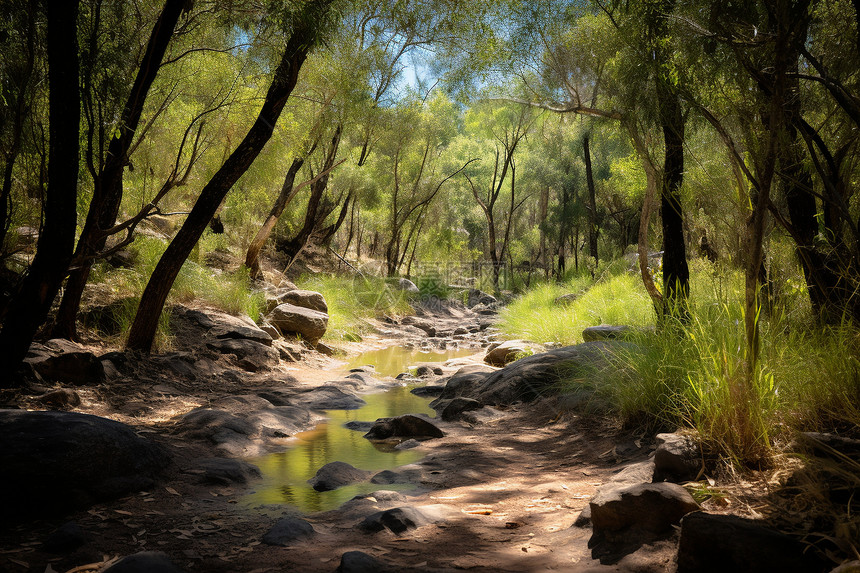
<box><xmin>0</xmin><ymin>0</ymin><xmax>80</xmax><ymax>382</ymax></box>
<box><xmin>539</xmin><ymin>186</ymin><xmax>548</xmax><ymax>277</ymax></box>
<box><xmin>280</xmin><ymin>125</ymin><xmax>342</xmax><ymax>269</ymax></box>
<box><xmin>53</xmin><ymin>0</ymin><xmax>188</xmax><ymax>340</ymax></box>
<box><xmin>126</xmin><ymin>1</ymin><xmax>331</xmax><ymax>352</ymax></box>
<box><xmin>584</xmin><ymin>134</ymin><xmax>599</xmax><ymax>264</ymax></box>
<box><xmin>656</xmin><ymin>80</ymin><xmax>689</xmax><ymax>321</ymax></box>
<box><xmin>245</xmin><ymin>156</ymin><xmax>305</xmax><ymax>279</ymax></box>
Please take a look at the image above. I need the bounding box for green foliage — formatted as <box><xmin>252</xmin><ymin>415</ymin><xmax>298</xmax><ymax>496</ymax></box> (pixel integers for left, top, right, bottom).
<box><xmin>508</xmin><ymin>258</ymin><xmax>860</xmax><ymax>466</ymax></box>
<box><xmin>498</xmin><ymin>271</ymin><xmax>652</xmax><ymax>345</ymax></box>
<box><xmin>296</xmin><ymin>275</ymin><xmax>412</xmax><ymax>340</ymax></box>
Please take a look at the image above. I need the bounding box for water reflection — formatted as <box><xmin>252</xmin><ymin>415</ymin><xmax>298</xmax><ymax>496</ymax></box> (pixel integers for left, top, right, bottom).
<box><xmin>346</xmin><ymin>345</ymin><xmax>475</xmax><ymax>378</ymax></box>
<box><xmin>243</xmin><ymin>386</ymin><xmax>436</xmax><ymax>512</ymax></box>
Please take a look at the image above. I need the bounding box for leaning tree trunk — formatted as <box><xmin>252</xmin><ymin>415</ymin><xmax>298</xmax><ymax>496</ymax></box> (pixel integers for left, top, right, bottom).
<box><xmin>126</xmin><ymin>0</ymin><xmax>332</xmax><ymax>352</ymax></box>
<box><xmin>0</xmin><ymin>0</ymin><xmax>80</xmax><ymax>382</ymax></box>
<box><xmin>245</xmin><ymin>156</ymin><xmax>305</xmax><ymax>279</ymax></box>
<box><xmin>53</xmin><ymin>0</ymin><xmax>189</xmax><ymax>340</ymax></box>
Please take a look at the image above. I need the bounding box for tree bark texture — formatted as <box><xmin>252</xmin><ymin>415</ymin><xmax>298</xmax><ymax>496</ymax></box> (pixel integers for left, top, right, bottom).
<box><xmin>53</xmin><ymin>0</ymin><xmax>189</xmax><ymax>340</ymax></box>
<box><xmin>126</xmin><ymin>1</ymin><xmax>332</xmax><ymax>352</ymax></box>
<box><xmin>0</xmin><ymin>0</ymin><xmax>80</xmax><ymax>383</ymax></box>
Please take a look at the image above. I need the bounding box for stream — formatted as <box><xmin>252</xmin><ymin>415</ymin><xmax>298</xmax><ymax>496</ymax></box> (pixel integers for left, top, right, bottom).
<box><xmin>242</xmin><ymin>345</ymin><xmax>473</xmax><ymax>512</ymax></box>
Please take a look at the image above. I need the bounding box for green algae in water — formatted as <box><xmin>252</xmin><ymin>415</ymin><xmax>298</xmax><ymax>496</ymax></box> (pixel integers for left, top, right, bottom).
<box><xmin>243</xmin><ymin>386</ymin><xmax>436</xmax><ymax>513</ymax></box>
<box><xmin>346</xmin><ymin>345</ymin><xmax>475</xmax><ymax>378</ymax></box>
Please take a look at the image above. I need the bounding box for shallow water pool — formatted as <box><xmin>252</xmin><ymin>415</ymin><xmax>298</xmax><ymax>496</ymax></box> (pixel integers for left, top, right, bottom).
<box><xmin>243</xmin><ymin>345</ymin><xmax>469</xmax><ymax>513</ymax></box>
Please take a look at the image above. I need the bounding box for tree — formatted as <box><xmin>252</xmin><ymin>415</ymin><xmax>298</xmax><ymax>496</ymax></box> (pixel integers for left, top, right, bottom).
<box><xmin>0</xmin><ymin>0</ymin><xmax>80</xmax><ymax>383</ymax></box>
<box><xmin>126</xmin><ymin>0</ymin><xmax>336</xmax><ymax>352</ymax></box>
<box><xmin>51</xmin><ymin>0</ymin><xmax>191</xmax><ymax>340</ymax></box>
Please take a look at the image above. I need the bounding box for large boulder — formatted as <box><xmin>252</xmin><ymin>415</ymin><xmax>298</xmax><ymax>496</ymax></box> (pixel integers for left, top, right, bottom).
<box><xmin>287</xmin><ymin>385</ymin><xmax>366</xmax><ymax>411</ymax></box>
<box><xmin>429</xmin><ymin>365</ymin><xmax>493</xmax><ymax>407</ymax></box>
<box><xmin>363</xmin><ymin>414</ymin><xmax>444</xmax><ymax>441</ymax></box>
<box><xmin>677</xmin><ymin>512</ymin><xmax>829</xmax><ymax>573</ymax></box>
<box><xmin>26</xmin><ymin>351</ymin><xmax>107</xmax><ymax>385</ymax></box>
<box><xmin>0</xmin><ymin>410</ymin><xmax>169</xmax><ymax>517</ymax></box>
<box><xmin>588</xmin><ymin>482</ymin><xmax>699</xmax><ymax>562</ymax></box>
<box><xmin>446</xmin><ymin>341</ymin><xmax>635</xmax><ymax>406</ymax></box>
<box><xmin>278</xmin><ymin>289</ymin><xmax>328</xmax><ymax>313</ymax></box>
<box><xmin>268</xmin><ymin>303</ymin><xmax>328</xmax><ymax>344</ymax></box>
<box><xmin>308</xmin><ymin>461</ymin><xmax>371</xmax><ymax>492</ymax></box>
<box><xmin>205</xmin><ymin>338</ymin><xmax>278</xmax><ymax>372</ymax></box>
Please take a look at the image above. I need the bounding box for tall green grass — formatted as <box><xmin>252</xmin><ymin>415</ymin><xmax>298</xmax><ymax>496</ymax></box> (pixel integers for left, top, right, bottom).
<box><xmin>502</xmin><ymin>258</ymin><xmax>860</xmax><ymax>466</ymax></box>
<box><xmin>498</xmin><ymin>272</ymin><xmax>652</xmax><ymax>344</ymax></box>
<box><xmin>296</xmin><ymin>275</ymin><xmax>414</xmax><ymax>341</ymax></box>
<box><xmin>87</xmin><ymin>236</ymin><xmax>264</xmax><ymax>349</ymax></box>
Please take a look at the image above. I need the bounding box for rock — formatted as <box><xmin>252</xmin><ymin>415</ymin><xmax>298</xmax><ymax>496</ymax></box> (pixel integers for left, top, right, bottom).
<box><xmin>395</xmin><ymin>438</ymin><xmax>421</xmax><ymax>450</ymax></box>
<box><xmin>259</xmin><ymin>321</ymin><xmax>281</xmax><ymax>340</ymax></box>
<box><xmin>582</xmin><ymin>325</ymin><xmax>638</xmax><ymax>342</ymax></box>
<box><xmin>483</xmin><ymin>339</ymin><xmax>537</xmax><ymax>366</ymax></box>
<box><xmin>450</xmin><ymin>341</ymin><xmax>636</xmax><ymax>407</ymax></box>
<box><xmin>43</xmin><ymin>521</ymin><xmax>88</xmax><ymax>553</ymax></box>
<box><xmin>414</xmin><ymin>365</ymin><xmax>436</xmax><ymax>378</ymax></box>
<box><xmin>573</xmin><ymin>504</ymin><xmax>592</xmax><ymax>527</ymax></box>
<box><xmin>308</xmin><ymin>461</ymin><xmax>371</xmax><ymax>492</ymax></box>
<box><xmin>370</xmin><ymin>466</ymin><xmax>424</xmax><ymax>484</ymax></box>
<box><xmin>397</xmin><ymin>278</ymin><xmax>420</xmax><ymax>293</ymax></box>
<box><xmin>471</xmin><ymin>302</ymin><xmax>498</xmax><ymax>314</ymax></box>
<box><xmin>288</xmin><ymin>385</ymin><xmax>366</xmax><ymax>411</ymax></box>
<box><xmin>336</xmin><ymin>551</ymin><xmax>396</xmax><ymax>573</ymax></box>
<box><xmin>27</xmin><ymin>351</ymin><xmax>107</xmax><ymax>385</ymax></box>
<box><xmin>344</xmin><ymin>420</ymin><xmax>375</xmax><ymax>432</ymax></box>
<box><xmin>316</xmin><ymin>341</ymin><xmax>336</xmax><ymax>356</ymax></box>
<box><xmin>467</xmin><ymin>289</ymin><xmax>497</xmax><ymax>308</ymax></box>
<box><xmin>205</xmin><ymin>338</ymin><xmax>278</xmax><ymax>371</ymax></box>
<box><xmin>677</xmin><ymin>512</ymin><xmax>829</xmax><ymax>573</ymax></box>
<box><xmin>610</xmin><ymin>460</ymin><xmax>656</xmax><ymax>485</ymax></box>
<box><xmin>0</xmin><ymin>411</ymin><xmax>169</xmax><ymax>518</ymax></box>
<box><xmin>357</xmin><ymin>506</ymin><xmax>430</xmax><ymax>534</ymax></box>
<box><xmin>102</xmin><ymin>551</ymin><xmax>186</xmax><ymax>573</ymax></box>
<box><xmin>553</xmin><ymin>293</ymin><xmax>581</xmax><ymax>306</ymax></box>
<box><xmin>268</xmin><ymin>303</ymin><xmax>328</xmax><ymax>344</ymax></box>
<box><xmin>411</xmin><ymin>385</ymin><xmax>445</xmax><ymax>398</ymax></box>
<box><xmin>654</xmin><ymin>432</ymin><xmax>701</xmax><ymax>482</ymax></box>
<box><xmin>179</xmin><ymin>406</ymin><xmax>315</xmax><ymax>456</ymax></box>
<box><xmin>363</xmin><ymin>414</ymin><xmax>444</xmax><ymax>441</ymax></box>
<box><xmin>262</xmin><ymin>517</ymin><xmax>315</xmax><ymax>546</ymax></box>
<box><xmin>439</xmin><ymin>397</ymin><xmax>484</xmax><ymax>421</ymax></box>
<box><xmin>278</xmin><ymin>289</ymin><xmax>328</xmax><ymax>313</ymax></box>
<box><xmin>36</xmin><ymin>388</ymin><xmax>81</xmax><ymax>409</ymax></box>
<box><xmin>588</xmin><ymin>482</ymin><xmax>699</xmax><ymax>562</ymax></box>
<box><xmin>213</xmin><ymin>324</ymin><xmax>273</xmax><ymax>346</ymax></box>
<box><xmin>429</xmin><ymin>365</ymin><xmax>493</xmax><ymax>407</ymax></box>
<box><xmin>401</xmin><ymin>315</ymin><xmax>436</xmax><ymax>337</ymax></box>
<box><xmin>197</xmin><ymin>458</ymin><xmax>261</xmax><ymax>485</ymax></box>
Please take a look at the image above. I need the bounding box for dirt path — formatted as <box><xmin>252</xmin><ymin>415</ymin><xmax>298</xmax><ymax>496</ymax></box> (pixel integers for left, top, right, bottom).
<box><xmin>1</xmin><ymin>307</ymin><xmax>675</xmax><ymax>573</ymax></box>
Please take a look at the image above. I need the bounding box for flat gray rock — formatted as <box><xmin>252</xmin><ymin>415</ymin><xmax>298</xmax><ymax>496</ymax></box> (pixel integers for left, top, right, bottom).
<box><xmin>197</xmin><ymin>458</ymin><xmax>261</xmax><ymax>485</ymax></box>
<box><xmin>268</xmin><ymin>303</ymin><xmax>328</xmax><ymax>344</ymax></box>
<box><xmin>357</xmin><ymin>506</ymin><xmax>430</xmax><ymax>534</ymax></box>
